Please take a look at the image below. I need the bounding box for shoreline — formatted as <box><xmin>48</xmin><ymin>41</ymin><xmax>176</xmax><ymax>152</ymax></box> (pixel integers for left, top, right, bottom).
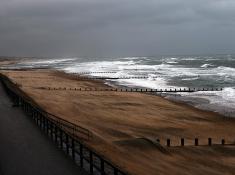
<box><xmin>1</xmin><ymin>57</ymin><xmax>233</xmax><ymax>118</ymax></box>
<box><xmin>1</xmin><ymin>68</ymin><xmax>235</xmax><ymax>175</ymax></box>
<box><xmin>71</xmin><ymin>70</ymin><xmax>231</xmax><ymax>119</ymax></box>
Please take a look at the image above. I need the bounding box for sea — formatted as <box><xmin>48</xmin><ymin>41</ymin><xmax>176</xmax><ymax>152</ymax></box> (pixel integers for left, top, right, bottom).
<box><xmin>2</xmin><ymin>55</ymin><xmax>235</xmax><ymax>117</ymax></box>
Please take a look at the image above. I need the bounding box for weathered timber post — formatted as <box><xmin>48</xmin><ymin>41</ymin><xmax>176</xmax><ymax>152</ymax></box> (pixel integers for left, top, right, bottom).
<box><xmin>181</xmin><ymin>138</ymin><xmax>184</xmax><ymax>146</ymax></box>
<box><xmin>221</xmin><ymin>139</ymin><xmax>225</xmax><ymax>145</ymax></box>
<box><xmin>167</xmin><ymin>139</ymin><xmax>170</xmax><ymax>147</ymax></box>
<box><xmin>195</xmin><ymin>138</ymin><xmax>198</xmax><ymax>146</ymax></box>
<box><xmin>208</xmin><ymin>138</ymin><xmax>212</xmax><ymax>146</ymax></box>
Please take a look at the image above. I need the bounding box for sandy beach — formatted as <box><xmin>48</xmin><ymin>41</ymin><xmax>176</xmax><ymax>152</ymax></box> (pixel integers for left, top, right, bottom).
<box><xmin>1</xmin><ymin>69</ymin><xmax>235</xmax><ymax>175</ymax></box>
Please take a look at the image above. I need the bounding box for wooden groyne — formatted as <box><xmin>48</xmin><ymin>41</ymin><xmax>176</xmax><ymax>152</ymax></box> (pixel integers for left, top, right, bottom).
<box><xmin>44</xmin><ymin>87</ymin><xmax>223</xmax><ymax>93</ymax></box>
<box><xmin>0</xmin><ymin>74</ymin><xmax>128</xmax><ymax>175</ymax></box>
<box><xmin>157</xmin><ymin>138</ymin><xmax>234</xmax><ymax>147</ymax></box>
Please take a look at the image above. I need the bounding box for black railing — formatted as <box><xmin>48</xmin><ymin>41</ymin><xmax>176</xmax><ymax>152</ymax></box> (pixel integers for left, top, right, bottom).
<box><xmin>0</xmin><ymin>74</ymin><xmax>128</xmax><ymax>175</ymax></box>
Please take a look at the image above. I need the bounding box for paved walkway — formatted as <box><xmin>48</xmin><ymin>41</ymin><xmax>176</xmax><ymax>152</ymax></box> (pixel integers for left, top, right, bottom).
<box><xmin>0</xmin><ymin>83</ymin><xmax>87</xmax><ymax>175</ymax></box>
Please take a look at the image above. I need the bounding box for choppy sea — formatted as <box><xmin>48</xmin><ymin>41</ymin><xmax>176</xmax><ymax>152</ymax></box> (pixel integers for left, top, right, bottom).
<box><xmin>2</xmin><ymin>55</ymin><xmax>235</xmax><ymax>117</ymax></box>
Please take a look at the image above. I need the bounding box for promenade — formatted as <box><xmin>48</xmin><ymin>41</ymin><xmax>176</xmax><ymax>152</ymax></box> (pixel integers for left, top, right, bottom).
<box><xmin>0</xmin><ymin>83</ymin><xmax>87</xmax><ymax>175</ymax></box>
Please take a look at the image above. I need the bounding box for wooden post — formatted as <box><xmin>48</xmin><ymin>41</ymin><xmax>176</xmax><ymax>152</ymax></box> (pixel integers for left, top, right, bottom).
<box><xmin>222</xmin><ymin>139</ymin><xmax>225</xmax><ymax>145</ymax></box>
<box><xmin>181</xmin><ymin>138</ymin><xmax>184</xmax><ymax>146</ymax></box>
<box><xmin>208</xmin><ymin>138</ymin><xmax>212</xmax><ymax>146</ymax></box>
<box><xmin>167</xmin><ymin>139</ymin><xmax>170</xmax><ymax>147</ymax></box>
<box><xmin>195</xmin><ymin>138</ymin><xmax>198</xmax><ymax>146</ymax></box>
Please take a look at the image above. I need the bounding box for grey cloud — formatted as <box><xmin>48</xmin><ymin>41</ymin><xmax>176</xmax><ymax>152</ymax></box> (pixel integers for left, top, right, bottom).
<box><xmin>0</xmin><ymin>0</ymin><xmax>235</xmax><ymax>57</ymax></box>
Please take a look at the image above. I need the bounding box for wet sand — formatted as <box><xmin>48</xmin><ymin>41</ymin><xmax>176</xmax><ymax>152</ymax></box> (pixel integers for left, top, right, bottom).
<box><xmin>1</xmin><ymin>69</ymin><xmax>235</xmax><ymax>175</ymax></box>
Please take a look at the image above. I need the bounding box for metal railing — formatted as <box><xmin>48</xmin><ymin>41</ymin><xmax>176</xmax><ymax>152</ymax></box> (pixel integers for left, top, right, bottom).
<box><xmin>0</xmin><ymin>74</ymin><xmax>128</xmax><ymax>175</ymax></box>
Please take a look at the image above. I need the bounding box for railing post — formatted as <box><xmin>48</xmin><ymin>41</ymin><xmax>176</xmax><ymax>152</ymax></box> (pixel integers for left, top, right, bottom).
<box><xmin>36</xmin><ymin>112</ymin><xmax>39</xmax><ymax>125</ymax></box>
<box><xmin>100</xmin><ymin>159</ymin><xmax>105</xmax><ymax>175</ymax></box>
<box><xmin>46</xmin><ymin>119</ymin><xmax>49</xmax><ymax>134</ymax></box>
<box><xmin>66</xmin><ymin>134</ymin><xmax>69</xmax><ymax>154</ymax></box>
<box><xmin>55</xmin><ymin>126</ymin><xmax>58</xmax><ymax>144</ymax></box>
<box><xmin>89</xmin><ymin>151</ymin><xmax>93</xmax><ymax>175</ymax></box>
<box><xmin>114</xmin><ymin>167</ymin><xmax>118</xmax><ymax>175</ymax></box>
<box><xmin>60</xmin><ymin>129</ymin><xmax>63</xmax><ymax>148</ymax></box>
<box><xmin>43</xmin><ymin>116</ymin><xmax>46</xmax><ymax>131</ymax></box>
<box><xmin>80</xmin><ymin>144</ymin><xmax>83</xmax><ymax>168</ymax></box>
<box><xmin>50</xmin><ymin>122</ymin><xmax>53</xmax><ymax>138</ymax></box>
<box><xmin>72</xmin><ymin>138</ymin><xmax>75</xmax><ymax>160</ymax></box>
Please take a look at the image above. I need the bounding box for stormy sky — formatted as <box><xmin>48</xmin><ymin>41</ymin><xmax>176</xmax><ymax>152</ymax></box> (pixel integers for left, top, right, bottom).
<box><xmin>0</xmin><ymin>0</ymin><xmax>235</xmax><ymax>57</ymax></box>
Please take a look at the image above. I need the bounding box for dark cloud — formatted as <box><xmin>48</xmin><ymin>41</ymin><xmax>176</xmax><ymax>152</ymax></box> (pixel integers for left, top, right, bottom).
<box><xmin>0</xmin><ymin>0</ymin><xmax>235</xmax><ymax>57</ymax></box>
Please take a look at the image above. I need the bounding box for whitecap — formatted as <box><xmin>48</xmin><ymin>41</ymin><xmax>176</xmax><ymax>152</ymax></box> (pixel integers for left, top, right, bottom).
<box><xmin>182</xmin><ymin>77</ymin><xmax>199</xmax><ymax>81</ymax></box>
<box><xmin>200</xmin><ymin>64</ymin><xmax>214</xmax><ymax>68</ymax></box>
